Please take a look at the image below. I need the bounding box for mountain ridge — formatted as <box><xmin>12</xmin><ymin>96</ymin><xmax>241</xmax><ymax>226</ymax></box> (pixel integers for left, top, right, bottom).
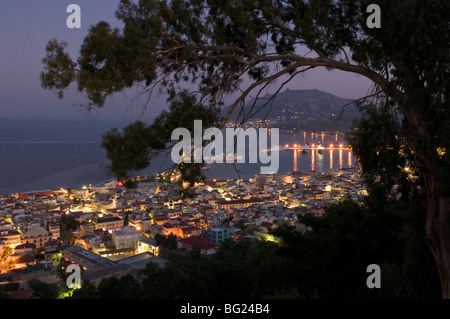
<box><xmin>222</xmin><ymin>88</ymin><xmax>360</xmax><ymax>132</ymax></box>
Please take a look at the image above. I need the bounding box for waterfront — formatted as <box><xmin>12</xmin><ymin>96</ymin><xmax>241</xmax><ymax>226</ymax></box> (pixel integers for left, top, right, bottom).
<box><xmin>0</xmin><ymin>119</ymin><xmax>356</xmax><ymax>194</ymax></box>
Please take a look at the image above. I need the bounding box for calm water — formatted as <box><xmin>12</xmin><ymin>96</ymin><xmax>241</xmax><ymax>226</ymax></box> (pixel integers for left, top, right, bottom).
<box><xmin>202</xmin><ymin>130</ymin><xmax>355</xmax><ymax>180</ymax></box>
<box><xmin>0</xmin><ymin>119</ymin><xmax>355</xmax><ymax>194</ymax></box>
<box><xmin>0</xmin><ymin>118</ymin><xmax>121</xmax><ymax>194</ymax></box>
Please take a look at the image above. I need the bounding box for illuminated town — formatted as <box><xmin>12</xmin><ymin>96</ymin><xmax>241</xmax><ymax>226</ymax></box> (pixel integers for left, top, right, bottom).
<box><xmin>0</xmin><ymin>150</ymin><xmax>366</xmax><ymax>298</ymax></box>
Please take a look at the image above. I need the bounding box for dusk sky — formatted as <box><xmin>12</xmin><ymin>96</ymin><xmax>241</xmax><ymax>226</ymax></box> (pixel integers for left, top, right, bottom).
<box><xmin>0</xmin><ymin>1</ymin><xmax>373</xmax><ymax>122</ymax></box>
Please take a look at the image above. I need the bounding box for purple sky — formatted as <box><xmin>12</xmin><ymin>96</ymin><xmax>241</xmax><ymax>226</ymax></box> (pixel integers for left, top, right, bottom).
<box><xmin>0</xmin><ymin>1</ymin><xmax>373</xmax><ymax>121</ymax></box>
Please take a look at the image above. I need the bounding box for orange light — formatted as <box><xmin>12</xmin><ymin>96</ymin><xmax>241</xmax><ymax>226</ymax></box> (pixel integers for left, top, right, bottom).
<box><xmin>330</xmin><ymin>144</ymin><xmax>333</xmax><ymax>148</ymax></box>
<box><xmin>339</xmin><ymin>144</ymin><xmax>343</xmax><ymax>148</ymax></box>
<box><xmin>294</xmin><ymin>144</ymin><xmax>297</xmax><ymax>147</ymax></box>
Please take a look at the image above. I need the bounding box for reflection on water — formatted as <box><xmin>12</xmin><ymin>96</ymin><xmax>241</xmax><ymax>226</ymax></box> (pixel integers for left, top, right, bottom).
<box><xmin>317</xmin><ymin>150</ymin><xmax>323</xmax><ymax>171</ymax></box>
<box><xmin>330</xmin><ymin>149</ymin><xmax>333</xmax><ymax>170</ymax></box>
<box><xmin>293</xmin><ymin>149</ymin><xmax>298</xmax><ymax>172</ymax></box>
<box><xmin>0</xmin><ymin>119</ymin><xmax>361</xmax><ymax>194</ymax></box>
<box><xmin>291</xmin><ymin>147</ymin><xmax>354</xmax><ymax>173</ymax></box>
<box><xmin>141</xmin><ymin>132</ymin><xmax>358</xmax><ymax>182</ymax></box>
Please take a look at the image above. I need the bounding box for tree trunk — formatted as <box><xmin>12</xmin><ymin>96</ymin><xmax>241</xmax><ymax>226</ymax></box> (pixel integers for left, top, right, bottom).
<box><xmin>424</xmin><ymin>172</ymin><xmax>450</xmax><ymax>298</ymax></box>
<box><xmin>400</xmin><ymin>96</ymin><xmax>450</xmax><ymax>298</ymax></box>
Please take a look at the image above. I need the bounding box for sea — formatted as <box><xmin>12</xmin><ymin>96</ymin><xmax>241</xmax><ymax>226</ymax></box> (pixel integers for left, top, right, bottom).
<box><xmin>0</xmin><ymin>118</ymin><xmax>356</xmax><ymax>195</ymax></box>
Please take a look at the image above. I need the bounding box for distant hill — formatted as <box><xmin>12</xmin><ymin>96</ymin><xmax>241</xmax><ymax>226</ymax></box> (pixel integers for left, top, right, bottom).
<box><xmin>222</xmin><ymin>89</ymin><xmax>361</xmax><ymax>133</ymax></box>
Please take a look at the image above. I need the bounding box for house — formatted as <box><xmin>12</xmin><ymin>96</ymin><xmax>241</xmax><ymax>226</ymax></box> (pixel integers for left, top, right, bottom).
<box><xmin>48</xmin><ymin>222</ymin><xmax>60</xmax><ymax>239</ymax></box>
<box><xmin>73</xmin><ymin>188</ymin><xmax>90</xmax><ymax>199</ymax></box>
<box><xmin>141</xmin><ymin>219</ymin><xmax>152</xmax><ymax>232</ymax></box>
<box><xmin>4</xmin><ymin>198</ymin><xmax>16</xmax><ymax>207</ymax></box>
<box><xmin>202</xmin><ymin>227</ymin><xmax>235</xmax><ymax>244</ymax></box>
<box><xmin>216</xmin><ymin>198</ymin><xmax>267</xmax><ymax>210</ymax></box>
<box><xmin>153</xmin><ymin>215</ymin><xmax>170</xmax><ymax>226</ymax></box>
<box><xmin>93</xmin><ymin>216</ymin><xmax>123</xmax><ymax>232</ymax></box>
<box><xmin>180</xmin><ymin>226</ymin><xmax>201</xmax><ymax>238</ymax></box>
<box><xmin>69</xmin><ymin>211</ymin><xmax>84</xmax><ymax>223</ymax></box>
<box><xmin>258</xmin><ymin>221</ymin><xmax>275</xmax><ymax>233</ymax></box>
<box><xmin>177</xmin><ymin>236</ymin><xmax>219</xmax><ymax>255</ymax></box>
<box><xmin>79</xmin><ymin>223</ymin><xmax>94</xmax><ymax>238</ymax></box>
<box><xmin>14</xmin><ymin>243</ymin><xmax>36</xmax><ymax>255</ymax></box>
<box><xmin>12</xmin><ymin>254</ymin><xmax>35</xmax><ymax>269</ymax></box>
<box><xmin>21</xmin><ymin>227</ymin><xmax>51</xmax><ymax>248</ymax></box>
<box><xmin>0</xmin><ymin>230</ymin><xmax>22</xmax><ymax>249</ymax></box>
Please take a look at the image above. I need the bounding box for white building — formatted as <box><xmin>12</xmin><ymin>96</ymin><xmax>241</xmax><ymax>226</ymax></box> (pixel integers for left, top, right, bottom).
<box><xmin>111</xmin><ymin>226</ymin><xmax>142</xmax><ymax>249</ymax></box>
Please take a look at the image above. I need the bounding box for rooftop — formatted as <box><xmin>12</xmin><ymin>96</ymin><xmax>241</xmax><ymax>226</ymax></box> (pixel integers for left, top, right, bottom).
<box><xmin>95</xmin><ymin>216</ymin><xmax>122</xmax><ymax>223</ymax></box>
<box><xmin>81</xmin><ymin>263</ymin><xmax>130</xmax><ymax>282</ymax></box>
<box><xmin>22</xmin><ymin>226</ymin><xmax>49</xmax><ymax>237</ymax></box>
<box><xmin>216</xmin><ymin>198</ymin><xmax>266</xmax><ymax>205</ymax></box>
<box><xmin>178</xmin><ymin>236</ymin><xmax>219</xmax><ymax>250</ymax></box>
<box><xmin>65</xmin><ymin>245</ymin><xmax>117</xmax><ymax>268</ymax></box>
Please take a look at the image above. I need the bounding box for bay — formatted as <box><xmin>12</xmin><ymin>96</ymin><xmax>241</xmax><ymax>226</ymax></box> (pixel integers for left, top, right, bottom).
<box><xmin>0</xmin><ymin>119</ymin><xmax>356</xmax><ymax>194</ymax></box>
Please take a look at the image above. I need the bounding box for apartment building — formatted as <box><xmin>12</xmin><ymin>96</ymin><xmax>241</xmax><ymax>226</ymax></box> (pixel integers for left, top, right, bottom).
<box><xmin>21</xmin><ymin>226</ymin><xmax>51</xmax><ymax>248</ymax></box>
<box><xmin>93</xmin><ymin>216</ymin><xmax>123</xmax><ymax>232</ymax></box>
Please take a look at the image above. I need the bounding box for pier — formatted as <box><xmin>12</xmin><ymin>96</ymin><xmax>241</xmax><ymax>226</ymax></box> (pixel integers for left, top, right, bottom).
<box><xmin>283</xmin><ymin>143</ymin><xmax>351</xmax><ymax>151</ymax></box>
